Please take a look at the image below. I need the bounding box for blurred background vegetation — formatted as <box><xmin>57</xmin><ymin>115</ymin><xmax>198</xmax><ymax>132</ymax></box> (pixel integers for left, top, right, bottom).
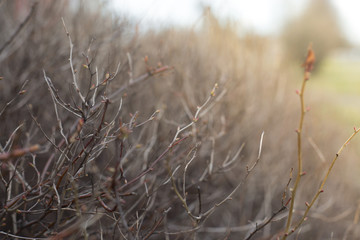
<box><xmin>1</xmin><ymin>0</ymin><xmax>360</xmax><ymax>239</ymax></box>
<box><xmin>281</xmin><ymin>0</ymin><xmax>347</xmax><ymax>68</ymax></box>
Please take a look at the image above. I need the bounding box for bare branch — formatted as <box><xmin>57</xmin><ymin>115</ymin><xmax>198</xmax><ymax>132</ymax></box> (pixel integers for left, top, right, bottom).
<box><xmin>61</xmin><ymin>17</ymin><xmax>86</xmax><ymax>105</ymax></box>
<box><xmin>0</xmin><ymin>3</ymin><xmax>38</xmax><ymax>55</ymax></box>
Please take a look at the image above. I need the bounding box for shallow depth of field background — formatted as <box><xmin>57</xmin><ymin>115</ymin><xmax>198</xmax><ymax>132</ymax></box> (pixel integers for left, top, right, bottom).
<box><xmin>1</xmin><ymin>0</ymin><xmax>360</xmax><ymax>239</ymax></box>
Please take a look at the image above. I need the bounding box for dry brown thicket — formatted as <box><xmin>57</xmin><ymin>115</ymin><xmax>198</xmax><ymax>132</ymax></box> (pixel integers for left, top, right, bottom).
<box><xmin>1</xmin><ymin>1</ymin><xmax>360</xmax><ymax>239</ymax></box>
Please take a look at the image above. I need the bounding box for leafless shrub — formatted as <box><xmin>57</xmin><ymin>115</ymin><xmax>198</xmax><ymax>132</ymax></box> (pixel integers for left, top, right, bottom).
<box><xmin>1</xmin><ymin>1</ymin><xmax>360</xmax><ymax>240</ymax></box>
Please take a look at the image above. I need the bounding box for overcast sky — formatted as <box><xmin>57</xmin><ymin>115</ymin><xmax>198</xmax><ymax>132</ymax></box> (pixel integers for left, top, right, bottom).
<box><xmin>112</xmin><ymin>0</ymin><xmax>360</xmax><ymax>45</ymax></box>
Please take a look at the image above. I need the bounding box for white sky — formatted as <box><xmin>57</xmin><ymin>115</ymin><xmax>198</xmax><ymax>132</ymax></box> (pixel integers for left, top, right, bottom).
<box><xmin>112</xmin><ymin>0</ymin><xmax>360</xmax><ymax>45</ymax></box>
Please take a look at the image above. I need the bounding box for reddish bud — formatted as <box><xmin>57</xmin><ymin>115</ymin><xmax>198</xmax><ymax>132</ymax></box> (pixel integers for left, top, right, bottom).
<box><xmin>305</xmin><ymin>201</ymin><xmax>310</xmax><ymax>207</ymax></box>
<box><xmin>301</xmin><ymin>171</ymin><xmax>306</xmax><ymax>176</ymax></box>
<box><xmin>302</xmin><ymin>44</ymin><xmax>316</xmax><ymax>73</ymax></box>
<box><xmin>295</xmin><ymin>89</ymin><xmax>300</xmax><ymax>95</ymax></box>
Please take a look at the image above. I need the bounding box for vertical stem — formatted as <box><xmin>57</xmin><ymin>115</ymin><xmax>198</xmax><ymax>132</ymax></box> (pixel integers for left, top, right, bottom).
<box><xmin>282</xmin><ymin>71</ymin><xmax>309</xmax><ymax>239</ymax></box>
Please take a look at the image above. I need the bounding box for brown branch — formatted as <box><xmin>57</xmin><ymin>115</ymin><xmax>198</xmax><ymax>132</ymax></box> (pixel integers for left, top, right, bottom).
<box><xmin>244</xmin><ymin>205</ymin><xmax>287</xmax><ymax>240</ymax></box>
<box><xmin>0</xmin><ymin>144</ymin><xmax>40</xmax><ymax>161</ymax></box>
<box><xmin>96</xmin><ymin>65</ymin><xmax>173</xmax><ymax>109</ymax></box>
<box><xmin>97</xmin><ymin>195</ymin><xmax>117</xmax><ymax>212</ymax></box>
<box><xmin>118</xmin><ymin>137</ymin><xmax>187</xmax><ymax>191</ymax></box>
<box><xmin>0</xmin><ymin>3</ymin><xmax>38</xmax><ymax>55</ymax></box>
<box><xmin>0</xmin><ymin>80</ymin><xmax>28</xmax><ymax>117</ymax></box>
<box><xmin>143</xmin><ymin>214</ymin><xmax>165</xmax><ymax>240</ymax></box>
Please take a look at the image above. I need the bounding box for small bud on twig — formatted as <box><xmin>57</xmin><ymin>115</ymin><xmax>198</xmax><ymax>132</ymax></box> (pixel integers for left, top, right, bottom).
<box><xmin>302</xmin><ymin>43</ymin><xmax>316</xmax><ymax>73</ymax></box>
<box><xmin>211</xmin><ymin>83</ymin><xmax>218</xmax><ymax>96</ymax></box>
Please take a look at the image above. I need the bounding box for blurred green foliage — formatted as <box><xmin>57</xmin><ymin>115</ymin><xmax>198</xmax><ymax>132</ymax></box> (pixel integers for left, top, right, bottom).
<box><xmin>310</xmin><ymin>57</ymin><xmax>360</xmax><ymax>125</ymax></box>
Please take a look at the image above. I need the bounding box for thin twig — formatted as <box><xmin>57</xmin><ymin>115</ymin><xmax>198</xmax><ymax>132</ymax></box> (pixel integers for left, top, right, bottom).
<box><xmin>61</xmin><ymin>17</ymin><xmax>86</xmax><ymax>105</ymax></box>
<box><xmin>170</xmin><ymin>83</ymin><xmax>218</xmax><ymax>147</ymax></box>
<box><xmin>43</xmin><ymin>70</ymin><xmax>69</xmax><ymax>146</ymax></box>
<box><xmin>244</xmin><ymin>205</ymin><xmax>287</xmax><ymax>240</ymax></box>
<box><xmin>202</xmin><ymin>131</ymin><xmax>264</xmax><ymax>218</ymax></box>
<box><xmin>0</xmin><ymin>231</ymin><xmax>46</xmax><ymax>240</ymax></box>
<box><xmin>0</xmin><ymin>80</ymin><xmax>28</xmax><ymax>117</ymax></box>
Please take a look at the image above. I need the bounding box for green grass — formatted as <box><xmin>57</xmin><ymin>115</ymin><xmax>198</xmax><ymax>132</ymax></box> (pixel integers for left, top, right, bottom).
<box><xmin>311</xmin><ymin>58</ymin><xmax>360</xmax><ymax>94</ymax></box>
<box><xmin>309</xmin><ymin>57</ymin><xmax>360</xmax><ymax>126</ymax></box>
